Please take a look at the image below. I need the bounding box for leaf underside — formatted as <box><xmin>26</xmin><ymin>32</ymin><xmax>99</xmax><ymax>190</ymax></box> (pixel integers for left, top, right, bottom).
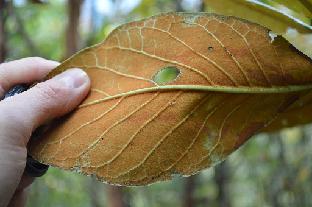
<box><xmin>29</xmin><ymin>13</ymin><xmax>312</xmax><ymax>186</ymax></box>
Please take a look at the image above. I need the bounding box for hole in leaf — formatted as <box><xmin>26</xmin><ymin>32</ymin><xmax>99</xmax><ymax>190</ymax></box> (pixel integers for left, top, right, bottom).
<box><xmin>153</xmin><ymin>66</ymin><xmax>180</xmax><ymax>85</ymax></box>
<box><xmin>208</xmin><ymin>46</ymin><xmax>214</xmax><ymax>51</ymax></box>
<box><xmin>269</xmin><ymin>31</ymin><xmax>277</xmax><ymax>43</ymax></box>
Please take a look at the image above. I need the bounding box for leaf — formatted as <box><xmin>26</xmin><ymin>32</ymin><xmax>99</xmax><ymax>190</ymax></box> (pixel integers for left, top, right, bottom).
<box><xmin>29</xmin><ymin>13</ymin><xmax>312</xmax><ymax>186</ymax></box>
<box><xmin>205</xmin><ymin>0</ymin><xmax>312</xmax><ymax>58</ymax></box>
<box><xmin>268</xmin><ymin>0</ymin><xmax>312</xmax><ymax>24</ymax></box>
<box><xmin>263</xmin><ymin>91</ymin><xmax>312</xmax><ymax>132</ymax></box>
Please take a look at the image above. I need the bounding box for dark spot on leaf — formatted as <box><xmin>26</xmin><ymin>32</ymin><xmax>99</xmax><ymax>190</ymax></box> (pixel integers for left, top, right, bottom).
<box><xmin>153</xmin><ymin>66</ymin><xmax>180</xmax><ymax>85</ymax></box>
<box><xmin>208</xmin><ymin>46</ymin><xmax>213</xmax><ymax>51</ymax></box>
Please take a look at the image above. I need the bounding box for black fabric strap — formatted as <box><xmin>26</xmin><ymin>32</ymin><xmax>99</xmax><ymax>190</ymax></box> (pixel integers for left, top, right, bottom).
<box><xmin>1</xmin><ymin>84</ymin><xmax>49</xmax><ymax>177</ymax></box>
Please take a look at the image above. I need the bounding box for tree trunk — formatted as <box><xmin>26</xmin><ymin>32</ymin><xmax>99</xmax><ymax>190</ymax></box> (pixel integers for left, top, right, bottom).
<box><xmin>215</xmin><ymin>161</ymin><xmax>232</xmax><ymax>207</ymax></box>
<box><xmin>175</xmin><ymin>0</ymin><xmax>183</xmax><ymax>12</ymax></box>
<box><xmin>183</xmin><ymin>175</ymin><xmax>197</xmax><ymax>207</ymax></box>
<box><xmin>199</xmin><ymin>0</ymin><xmax>205</xmax><ymax>11</ymax></box>
<box><xmin>89</xmin><ymin>178</ymin><xmax>102</xmax><ymax>207</ymax></box>
<box><xmin>65</xmin><ymin>0</ymin><xmax>83</xmax><ymax>58</ymax></box>
<box><xmin>107</xmin><ymin>186</ymin><xmax>127</xmax><ymax>207</ymax></box>
<box><xmin>0</xmin><ymin>0</ymin><xmax>8</xmax><ymax>62</ymax></box>
<box><xmin>267</xmin><ymin>134</ymin><xmax>288</xmax><ymax>207</ymax></box>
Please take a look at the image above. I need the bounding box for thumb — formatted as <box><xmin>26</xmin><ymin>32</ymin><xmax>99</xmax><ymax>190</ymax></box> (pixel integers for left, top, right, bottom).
<box><xmin>0</xmin><ymin>68</ymin><xmax>90</xmax><ymax>144</ymax></box>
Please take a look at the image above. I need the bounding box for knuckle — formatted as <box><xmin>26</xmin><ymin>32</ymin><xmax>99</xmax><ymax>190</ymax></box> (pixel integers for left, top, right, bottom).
<box><xmin>33</xmin><ymin>82</ymin><xmax>72</xmax><ymax>117</ymax></box>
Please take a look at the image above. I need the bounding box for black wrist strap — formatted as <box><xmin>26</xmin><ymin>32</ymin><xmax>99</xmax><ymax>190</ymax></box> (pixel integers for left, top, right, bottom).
<box><xmin>1</xmin><ymin>84</ymin><xmax>49</xmax><ymax>177</ymax></box>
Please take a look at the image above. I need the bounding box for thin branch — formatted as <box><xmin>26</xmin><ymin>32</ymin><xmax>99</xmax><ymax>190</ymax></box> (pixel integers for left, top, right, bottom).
<box><xmin>8</xmin><ymin>3</ymin><xmax>40</xmax><ymax>56</ymax></box>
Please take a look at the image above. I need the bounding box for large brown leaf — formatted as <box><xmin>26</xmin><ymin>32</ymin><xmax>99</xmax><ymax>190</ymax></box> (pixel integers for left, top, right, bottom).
<box><xmin>29</xmin><ymin>13</ymin><xmax>312</xmax><ymax>185</ymax></box>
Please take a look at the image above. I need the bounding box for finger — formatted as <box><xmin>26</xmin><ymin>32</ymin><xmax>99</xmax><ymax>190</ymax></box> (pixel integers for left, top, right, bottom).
<box><xmin>0</xmin><ymin>68</ymin><xmax>90</xmax><ymax>144</ymax></box>
<box><xmin>0</xmin><ymin>57</ymin><xmax>59</xmax><ymax>97</ymax></box>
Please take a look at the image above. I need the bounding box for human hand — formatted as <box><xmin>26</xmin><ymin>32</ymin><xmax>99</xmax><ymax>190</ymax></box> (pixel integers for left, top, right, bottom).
<box><xmin>0</xmin><ymin>57</ymin><xmax>90</xmax><ymax>207</ymax></box>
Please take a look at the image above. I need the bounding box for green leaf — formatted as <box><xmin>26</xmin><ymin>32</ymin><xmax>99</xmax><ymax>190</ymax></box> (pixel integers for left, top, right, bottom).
<box><xmin>205</xmin><ymin>0</ymin><xmax>312</xmax><ymax>58</ymax></box>
<box><xmin>269</xmin><ymin>0</ymin><xmax>312</xmax><ymax>22</ymax></box>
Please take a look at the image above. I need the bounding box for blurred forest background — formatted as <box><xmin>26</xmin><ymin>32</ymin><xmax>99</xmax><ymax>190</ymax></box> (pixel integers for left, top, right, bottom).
<box><xmin>0</xmin><ymin>0</ymin><xmax>312</xmax><ymax>207</ymax></box>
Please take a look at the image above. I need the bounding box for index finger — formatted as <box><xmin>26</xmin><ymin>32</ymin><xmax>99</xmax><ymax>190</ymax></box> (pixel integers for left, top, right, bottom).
<box><xmin>0</xmin><ymin>57</ymin><xmax>59</xmax><ymax>98</ymax></box>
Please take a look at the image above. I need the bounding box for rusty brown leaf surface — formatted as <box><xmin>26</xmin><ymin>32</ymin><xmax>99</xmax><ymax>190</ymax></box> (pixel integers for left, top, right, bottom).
<box><xmin>29</xmin><ymin>13</ymin><xmax>312</xmax><ymax>185</ymax></box>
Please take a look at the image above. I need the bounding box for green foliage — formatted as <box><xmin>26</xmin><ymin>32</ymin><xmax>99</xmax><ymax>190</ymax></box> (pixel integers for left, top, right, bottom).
<box><xmin>27</xmin><ymin>168</ymin><xmax>93</xmax><ymax>207</ymax></box>
<box><xmin>7</xmin><ymin>1</ymin><xmax>66</xmax><ymax>60</ymax></box>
